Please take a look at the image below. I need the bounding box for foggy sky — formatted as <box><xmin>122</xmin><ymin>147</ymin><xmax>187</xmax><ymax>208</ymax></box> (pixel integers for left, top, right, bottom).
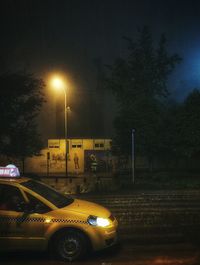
<box><xmin>1</xmin><ymin>0</ymin><xmax>200</xmax><ymax>141</ymax></box>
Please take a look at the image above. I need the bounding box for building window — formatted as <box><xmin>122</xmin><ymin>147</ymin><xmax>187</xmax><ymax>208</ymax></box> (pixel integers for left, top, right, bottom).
<box><xmin>94</xmin><ymin>143</ymin><xmax>104</xmax><ymax>148</ymax></box>
<box><xmin>72</xmin><ymin>144</ymin><xmax>82</xmax><ymax>148</ymax></box>
<box><xmin>71</xmin><ymin>140</ymin><xmax>82</xmax><ymax>148</ymax></box>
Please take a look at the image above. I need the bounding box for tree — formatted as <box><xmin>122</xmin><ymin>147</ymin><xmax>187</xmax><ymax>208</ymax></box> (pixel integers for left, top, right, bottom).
<box><xmin>0</xmin><ymin>72</ymin><xmax>45</xmax><ymax>170</ymax></box>
<box><xmin>174</xmin><ymin>89</ymin><xmax>200</xmax><ymax>159</ymax></box>
<box><xmin>105</xmin><ymin>27</ymin><xmax>181</xmax><ymax>166</ymax></box>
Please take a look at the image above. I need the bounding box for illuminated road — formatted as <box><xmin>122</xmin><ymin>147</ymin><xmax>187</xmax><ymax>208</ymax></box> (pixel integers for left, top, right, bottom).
<box><xmin>1</xmin><ymin>242</ymin><xmax>199</xmax><ymax>265</ymax></box>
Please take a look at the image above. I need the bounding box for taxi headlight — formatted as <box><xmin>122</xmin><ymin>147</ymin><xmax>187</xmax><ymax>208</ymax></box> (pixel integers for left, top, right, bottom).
<box><xmin>88</xmin><ymin>215</ymin><xmax>110</xmax><ymax>227</ymax></box>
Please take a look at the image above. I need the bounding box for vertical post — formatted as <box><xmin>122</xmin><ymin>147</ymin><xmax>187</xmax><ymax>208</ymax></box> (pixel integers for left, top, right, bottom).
<box><xmin>47</xmin><ymin>152</ymin><xmax>50</xmax><ymax>177</ymax></box>
<box><xmin>132</xmin><ymin>129</ymin><xmax>135</xmax><ymax>184</ymax></box>
<box><xmin>64</xmin><ymin>90</ymin><xmax>68</xmax><ymax>178</ymax></box>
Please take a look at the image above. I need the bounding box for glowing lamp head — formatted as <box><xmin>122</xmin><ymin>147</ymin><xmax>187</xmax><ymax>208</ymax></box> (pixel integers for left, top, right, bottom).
<box><xmin>51</xmin><ymin>76</ymin><xmax>65</xmax><ymax>91</ymax></box>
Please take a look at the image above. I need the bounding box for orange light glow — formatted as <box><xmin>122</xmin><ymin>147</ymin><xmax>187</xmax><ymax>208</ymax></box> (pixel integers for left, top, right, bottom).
<box><xmin>50</xmin><ymin>75</ymin><xmax>66</xmax><ymax>91</ymax></box>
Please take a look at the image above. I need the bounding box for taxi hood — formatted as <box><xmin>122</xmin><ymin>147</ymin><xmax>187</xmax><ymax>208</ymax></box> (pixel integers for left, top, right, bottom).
<box><xmin>61</xmin><ymin>199</ymin><xmax>110</xmax><ymax>218</ymax></box>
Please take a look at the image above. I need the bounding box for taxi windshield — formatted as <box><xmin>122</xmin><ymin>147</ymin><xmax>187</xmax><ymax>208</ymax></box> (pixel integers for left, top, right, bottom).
<box><xmin>21</xmin><ymin>180</ymin><xmax>74</xmax><ymax>208</ymax></box>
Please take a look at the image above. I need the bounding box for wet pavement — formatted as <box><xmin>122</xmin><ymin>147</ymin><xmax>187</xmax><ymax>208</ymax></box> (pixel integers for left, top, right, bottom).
<box><xmin>1</xmin><ymin>241</ymin><xmax>200</xmax><ymax>265</ymax></box>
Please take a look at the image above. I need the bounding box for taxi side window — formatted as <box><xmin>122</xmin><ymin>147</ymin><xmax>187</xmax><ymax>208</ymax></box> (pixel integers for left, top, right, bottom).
<box><xmin>25</xmin><ymin>192</ymin><xmax>51</xmax><ymax>214</ymax></box>
<box><xmin>0</xmin><ymin>184</ymin><xmax>25</xmax><ymax>212</ymax></box>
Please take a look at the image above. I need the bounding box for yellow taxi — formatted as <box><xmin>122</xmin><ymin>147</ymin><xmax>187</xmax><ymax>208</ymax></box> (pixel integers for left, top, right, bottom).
<box><xmin>0</xmin><ymin>165</ymin><xmax>118</xmax><ymax>261</ymax></box>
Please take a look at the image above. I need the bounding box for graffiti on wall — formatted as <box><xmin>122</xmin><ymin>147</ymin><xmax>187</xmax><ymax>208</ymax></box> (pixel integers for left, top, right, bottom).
<box><xmin>49</xmin><ymin>152</ymin><xmax>71</xmax><ymax>170</ymax></box>
<box><xmin>84</xmin><ymin>150</ymin><xmax>113</xmax><ymax>173</ymax></box>
<box><xmin>73</xmin><ymin>153</ymin><xmax>80</xmax><ymax>170</ymax></box>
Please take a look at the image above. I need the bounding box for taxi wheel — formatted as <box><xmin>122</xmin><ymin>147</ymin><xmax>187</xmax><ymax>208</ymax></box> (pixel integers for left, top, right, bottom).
<box><xmin>55</xmin><ymin>230</ymin><xmax>87</xmax><ymax>261</ymax></box>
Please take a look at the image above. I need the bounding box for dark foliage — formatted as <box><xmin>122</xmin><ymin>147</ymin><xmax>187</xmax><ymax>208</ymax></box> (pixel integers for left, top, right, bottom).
<box><xmin>173</xmin><ymin>89</ymin><xmax>200</xmax><ymax>158</ymax></box>
<box><xmin>0</xmin><ymin>72</ymin><xmax>45</xmax><ymax>165</ymax></box>
<box><xmin>105</xmin><ymin>27</ymin><xmax>181</xmax><ymax>161</ymax></box>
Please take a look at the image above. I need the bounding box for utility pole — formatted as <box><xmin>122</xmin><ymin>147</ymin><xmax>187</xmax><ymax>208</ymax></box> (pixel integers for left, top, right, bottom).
<box><xmin>132</xmin><ymin>129</ymin><xmax>135</xmax><ymax>184</ymax></box>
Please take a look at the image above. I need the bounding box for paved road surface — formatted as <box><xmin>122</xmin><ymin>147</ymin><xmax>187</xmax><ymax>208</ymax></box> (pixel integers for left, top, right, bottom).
<box><xmin>1</xmin><ymin>242</ymin><xmax>199</xmax><ymax>265</ymax></box>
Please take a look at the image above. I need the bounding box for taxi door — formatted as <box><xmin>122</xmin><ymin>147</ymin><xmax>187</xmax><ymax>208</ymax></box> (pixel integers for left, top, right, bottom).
<box><xmin>21</xmin><ymin>191</ymin><xmax>52</xmax><ymax>250</ymax></box>
<box><xmin>0</xmin><ymin>184</ymin><xmax>46</xmax><ymax>251</ymax></box>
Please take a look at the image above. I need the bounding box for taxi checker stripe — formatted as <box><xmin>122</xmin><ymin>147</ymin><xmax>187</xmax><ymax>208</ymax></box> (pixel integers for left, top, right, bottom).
<box><xmin>0</xmin><ymin>216</ymin><xmax>45</xmax><ymax>222</ymax></box>
<box><xmin>0</xmin><ymin>216</ymin><xmax>87</xmax><ymax>224</ymax></box>
<box><xmin>52</xmin><ymin>219</ymin><xmax>87</xmax><ymax>224</ymax></box>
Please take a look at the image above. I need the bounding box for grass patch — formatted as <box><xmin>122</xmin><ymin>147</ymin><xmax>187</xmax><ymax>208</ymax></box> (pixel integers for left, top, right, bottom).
<box><xmin>115</xmin><ymin>170</ymin><xmax>200</xmax><ymax>190</ymax></box>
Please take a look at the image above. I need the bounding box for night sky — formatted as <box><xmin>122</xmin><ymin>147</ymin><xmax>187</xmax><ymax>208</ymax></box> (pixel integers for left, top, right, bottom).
<box><xmin>1</xmin><ymin>0</ymin><xmax>200</xmax><ymax>140</ymax></box>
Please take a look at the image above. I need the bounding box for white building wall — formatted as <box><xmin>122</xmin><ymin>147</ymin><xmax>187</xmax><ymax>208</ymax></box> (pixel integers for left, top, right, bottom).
<box><xmin>25</xmin><ymin>138</ymin><xmax>112</xmax><ymax>175</ymax></box>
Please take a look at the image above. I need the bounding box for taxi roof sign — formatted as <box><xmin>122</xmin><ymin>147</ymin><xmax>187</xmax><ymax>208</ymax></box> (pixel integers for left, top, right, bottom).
<box><xmin>0</xmin><ymin>165</ymin><xmax>20</xmax><ymax>177</ymax></box>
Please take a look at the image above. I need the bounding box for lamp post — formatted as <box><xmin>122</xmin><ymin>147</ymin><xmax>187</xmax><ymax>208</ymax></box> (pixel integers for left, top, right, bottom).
<box><xmin>51</xmin><ymin>76</ymin><xmax>68</xmax><ymax>178</ymax></box>
<box><xmin>132</xmin><ymin>129</ymin><xmax>135</xmax><ymax>184</ymax></box>
<box><xmin>64</xmin><ymin>88</ymin><xmax>68</xmax><ymax>178</ymax></box>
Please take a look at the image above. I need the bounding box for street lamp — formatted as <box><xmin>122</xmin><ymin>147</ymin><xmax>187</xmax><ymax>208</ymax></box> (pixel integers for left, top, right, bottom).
<box><xmin>51</xmin><ymin>75</ymin><xmax>68</xmax><ymax>178</ymax></box>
